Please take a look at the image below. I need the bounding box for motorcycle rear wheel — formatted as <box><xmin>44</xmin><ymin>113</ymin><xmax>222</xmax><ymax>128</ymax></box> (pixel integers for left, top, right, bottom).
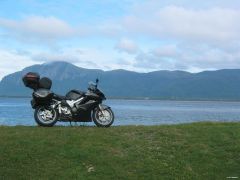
<box><xmin>34</xmin><ymin>106</ymin><xmax>58</xmax><ymax>127</ymax></box>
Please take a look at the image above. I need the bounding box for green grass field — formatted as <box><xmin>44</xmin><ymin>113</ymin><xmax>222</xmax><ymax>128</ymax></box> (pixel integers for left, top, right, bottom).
<box><xmin>0</xmin><ymin>122</ymin><xmax>240</xmax><ymax>179</ymax></box>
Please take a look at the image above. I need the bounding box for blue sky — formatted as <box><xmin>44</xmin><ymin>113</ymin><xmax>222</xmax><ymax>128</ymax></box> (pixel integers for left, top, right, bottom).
<box><xmin>0</xmin><ymin>0</ymin><xmax>240</xmax><ymax>79</ymax></box>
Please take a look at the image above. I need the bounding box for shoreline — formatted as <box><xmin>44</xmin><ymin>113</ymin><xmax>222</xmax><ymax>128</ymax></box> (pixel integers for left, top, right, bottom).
<box><xmin>1</xmin><ymin>121</ymin><xmax>240</xmax><ymax>127</ymax></box>
<box><xmin>1</xmin><ymin>95</ymin><xmax>240</xmax><ymax>102</ymax></box>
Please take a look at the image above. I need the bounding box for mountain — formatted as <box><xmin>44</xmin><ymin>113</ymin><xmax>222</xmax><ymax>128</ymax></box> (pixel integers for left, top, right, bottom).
<box><xmin>1</xmin><ymin>61</ymin><xmax>240</xmax><ymax>100</ymax></box>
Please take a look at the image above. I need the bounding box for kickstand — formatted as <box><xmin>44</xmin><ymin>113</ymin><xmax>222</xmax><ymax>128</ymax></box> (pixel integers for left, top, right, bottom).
<box><xmin>70</xmin><ymin>121</ymin><xmax>72</xmax><ymax>127</ymax></box>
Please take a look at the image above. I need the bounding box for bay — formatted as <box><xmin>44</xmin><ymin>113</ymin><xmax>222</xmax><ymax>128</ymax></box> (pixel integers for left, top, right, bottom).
<box><xmin>0</xmin><ymin>97</ymin><xmax>240</xmax><ymax>126</ymax></box>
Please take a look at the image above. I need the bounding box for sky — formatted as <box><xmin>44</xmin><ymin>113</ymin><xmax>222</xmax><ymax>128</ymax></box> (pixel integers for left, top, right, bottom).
<box><xmin>0</xmin><ymin>0</ymin><xmax>240</xmax><ymax>79</ymax></box>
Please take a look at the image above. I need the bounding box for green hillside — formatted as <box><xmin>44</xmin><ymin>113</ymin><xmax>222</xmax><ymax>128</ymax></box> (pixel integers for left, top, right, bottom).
<box><xmin>1</xmin><ymin>62</ymin><xmax>240</xmax><ymax>100</ymax></box>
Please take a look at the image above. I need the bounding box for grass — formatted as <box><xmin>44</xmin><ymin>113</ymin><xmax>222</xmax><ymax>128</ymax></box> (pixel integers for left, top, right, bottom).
<box><xmin>0</xmin><ymin>122</ymin><xmax>240</xmax><ymax>179</ymax></box>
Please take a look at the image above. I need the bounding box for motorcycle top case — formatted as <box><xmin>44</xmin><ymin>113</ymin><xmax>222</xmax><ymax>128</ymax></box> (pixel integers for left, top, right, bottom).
<box><xmin>22</xmin><ymin>72</ymin><xmax>40</xmax><ymax>90</ymax></box>
<box><xmin>33</xmin><ymin>89</ymin><xmax>54</xmax><ymax>103</ymax></box>
<box><xmin>39</xmin><ymin>77</ymin><xmax>52</xmax><ymax>90</ymax></box>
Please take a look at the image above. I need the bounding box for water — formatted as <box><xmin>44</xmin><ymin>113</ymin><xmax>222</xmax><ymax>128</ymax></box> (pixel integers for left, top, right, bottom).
<box><xmin>0</xmin><ymin>97</ymin><xmax>240</xmax><ymax>126</ymax></box>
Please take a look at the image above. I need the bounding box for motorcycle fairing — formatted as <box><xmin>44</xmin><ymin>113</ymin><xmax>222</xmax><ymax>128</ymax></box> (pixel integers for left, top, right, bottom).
<box><xmin>73</xmin><ymin>109</ymin><xmax>92</xmax><ymax>122</ymax></box>
<box><xmin>72</xmin><ymin>103</ymin><xmax>110</xmax><ymax>122</ymax></box>
<box><xmin>85</xmin><ymin>91</ymin><xmax>101</xmax><ymax>101</ymax></box>
<box><xmin>66</xmin><ymin>90</ymin><xmax>85</xmax><ymax>100</ymax></box>
<box><xmin>76</xmin><ymin>100</ymin><xmax>99</xmax><ymax>112</ymax></box>
<box><xmin>69</xmin><ymin>100</ymin><xmax>98</xmax><ymax>122</ymax></box>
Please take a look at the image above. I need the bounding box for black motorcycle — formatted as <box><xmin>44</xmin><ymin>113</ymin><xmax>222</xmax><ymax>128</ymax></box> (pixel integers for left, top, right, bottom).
<box><xmin>22</xmin><ymin>72</ymin><xmax>114</xmax><ymax>127</ymax></box>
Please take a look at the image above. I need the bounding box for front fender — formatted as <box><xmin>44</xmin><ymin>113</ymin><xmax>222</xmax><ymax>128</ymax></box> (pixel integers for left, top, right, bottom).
<box><xmin>99</xmin><ymin>104</ymin><xmax>111</xmax><ymax>111</ymax></box>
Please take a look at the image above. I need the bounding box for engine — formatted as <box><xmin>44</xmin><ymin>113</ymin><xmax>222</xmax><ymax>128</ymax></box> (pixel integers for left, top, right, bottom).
<box><xmin>61</xmin><ymin>106</ymin><xmax>72</xmax><ymax>116</ymax></box>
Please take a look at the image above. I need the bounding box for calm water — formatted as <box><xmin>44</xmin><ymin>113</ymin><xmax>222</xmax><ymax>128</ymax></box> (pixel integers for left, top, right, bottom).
<box><xmin>0</xmin><ymin>97</ymin><xmax>240</xmax><ymax>126</ymax></box>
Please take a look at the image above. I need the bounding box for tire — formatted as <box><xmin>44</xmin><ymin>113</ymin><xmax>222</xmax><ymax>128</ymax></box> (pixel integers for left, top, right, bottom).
<box><xmin>92</xmin><ymin>107</ymin><xmax>114</xmax><ymax>127</ymax></box>
<box><xmin>34</xmin><ymin>106</ymin><xmax>58</xmax><ymax>127</ymax></box>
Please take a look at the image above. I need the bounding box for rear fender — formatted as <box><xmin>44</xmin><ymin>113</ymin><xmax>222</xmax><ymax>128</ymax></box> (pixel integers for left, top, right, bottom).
<box><xmin>31</xmin><ymin>99</ymin><xmax>37</xmax><ymax>109</ymax></box>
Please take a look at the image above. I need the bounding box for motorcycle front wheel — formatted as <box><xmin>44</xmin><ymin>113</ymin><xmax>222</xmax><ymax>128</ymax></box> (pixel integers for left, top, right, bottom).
<box><xmin>34</xmin><ymin>106</ymin><xmax>58</xmax><ymax>127</ymax></box>
<box><xmin>92</xmin><ymin>107</ymin><xmax>114</xmax><ymax>127</ymax></box>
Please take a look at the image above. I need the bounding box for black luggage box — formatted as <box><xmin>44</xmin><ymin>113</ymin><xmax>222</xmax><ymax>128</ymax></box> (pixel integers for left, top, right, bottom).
<box><xmin>39</xmin><ymin>77</ymin><xmax>52</xmax><ymax>90</ymax></box>
<box><xmin>33</xmin><ymin>89</ymin><xmax>54</xmax><ymax>104</ymax></box>
<box><xmin>22</xmin><ymin>72</ymin><xmax>40</xmax><ymax>90</ymax></box>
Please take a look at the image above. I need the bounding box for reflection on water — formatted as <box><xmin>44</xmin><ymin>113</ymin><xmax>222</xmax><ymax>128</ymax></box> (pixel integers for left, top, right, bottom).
<box><xmin>0</xmin><ymin>98</ymin><xmax>240</xmax><ymax>126</ymax></box>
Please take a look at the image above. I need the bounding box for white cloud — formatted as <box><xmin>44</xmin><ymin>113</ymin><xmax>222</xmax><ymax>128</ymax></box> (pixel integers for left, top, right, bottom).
<box><xmin>0</xmin><ymin>47</ymin><xmax>126</xmax><ymax>79</ymax></box>
<box><xmin>123</xmin><ymin>6</ymin><xmax>240</xmax><ymax>42</ymax></box>
<box><xmin>0</xmin><ymin>16</ymin><xmax>90</xmax><ymax>42</ymax></box>
<box><xmin>115</xmin><ymin>38</ymin><xmax>139</xmax><ymax>54</ymax></box>
<box><xmin>134</xmin><ymin>50</ymin><xmax>177</xmax><ymax>70</ymax></box>
<box><xmin>152</xmin><ymin>45</ymin><xmax>179</xmax><ymax>57</ymax></box>
<box><xmin>31</xmin><ymin>47</ymin><xmax>120</xmax><ymax>70</ymax></box>
<box><xmin>0</xmin><ymin>49</ymin><xmax>36</xmax><ymax>80</ymax></box>
<box><xmin>112</xmin><ymin>4</ymin><xmax>240</xmax><ymax>72</ymax></box>
<box><xmin>132</xmin><ymin>42</ymin><xmax>240</xmax><ymax>72</ymax></box>
<box><xmin>1</xmin><ymin>2</ymin><xmax>240</xmax><ymax>74</ymax></box>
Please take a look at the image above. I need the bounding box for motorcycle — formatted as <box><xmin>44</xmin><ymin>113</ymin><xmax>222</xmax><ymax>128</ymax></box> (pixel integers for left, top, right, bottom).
<box><xmin>22</xmin><ymin>72</ymin><xmax>114</xmax><ymax>127</ymax></box>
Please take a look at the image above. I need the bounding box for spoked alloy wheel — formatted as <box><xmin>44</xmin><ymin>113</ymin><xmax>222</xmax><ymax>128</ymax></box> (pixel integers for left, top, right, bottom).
<box><xmin>34</xmin><ymin>106</ymin><xmax>58</xmax><ymax>127</ymax></box>
<box><xmin>93</xmin><ymin>108</ymin><xmax>114</xmax><ymax>127</ymax></box>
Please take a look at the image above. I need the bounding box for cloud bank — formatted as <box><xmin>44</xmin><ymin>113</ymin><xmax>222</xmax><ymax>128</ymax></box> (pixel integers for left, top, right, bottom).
<box><xmin>0</xmin><ymin>1</ymin><xmax>240</xmax><ymax>79</ymax></box>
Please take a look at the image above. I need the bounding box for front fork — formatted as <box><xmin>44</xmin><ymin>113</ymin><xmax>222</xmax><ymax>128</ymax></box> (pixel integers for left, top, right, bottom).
<box><xmin>98</xmin><ymin>104</ymin><xmax>104</xmax><ymax>111</ymax></box>
<box><xmin>98</xmin><ymin>104</ymin><xmax>111</xmax><ymax>114</ymax></box>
